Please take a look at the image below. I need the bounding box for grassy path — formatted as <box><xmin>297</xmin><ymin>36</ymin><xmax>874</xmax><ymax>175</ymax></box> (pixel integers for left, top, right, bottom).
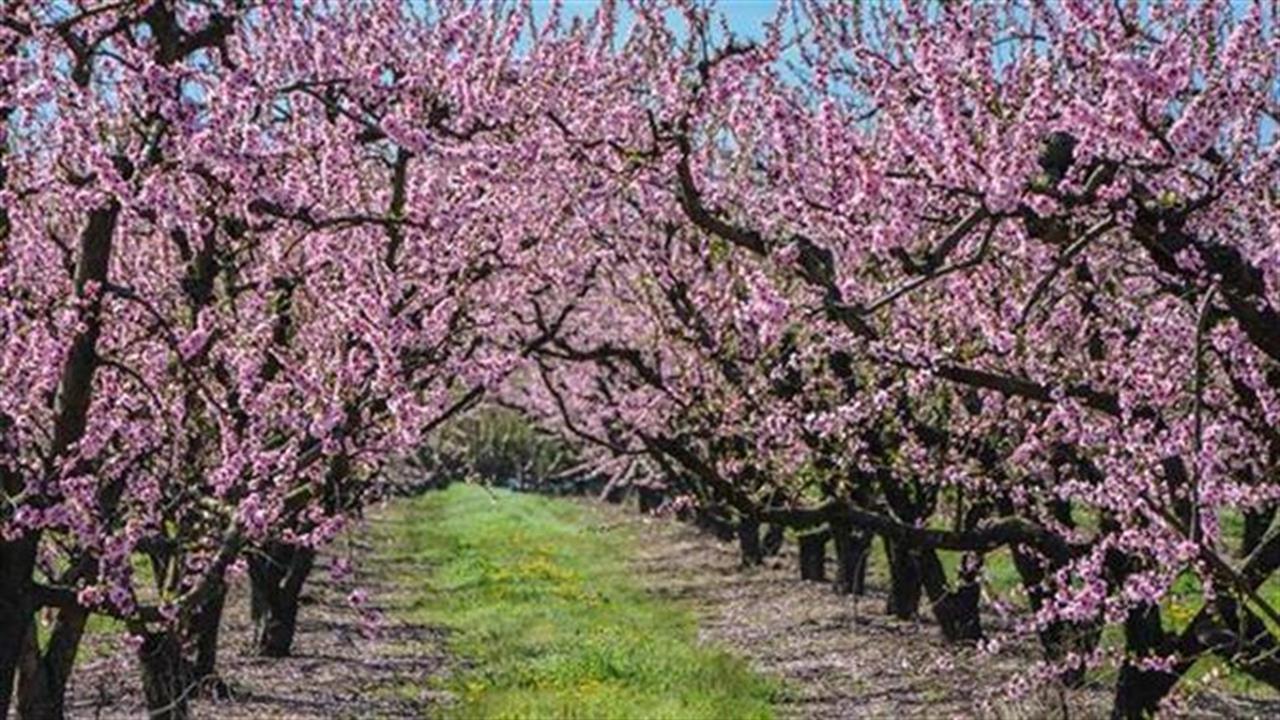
<box><xmin>379</xmin><ymin>484</ymin><xmax>777</xmax><ymax>720</ymax></box>
<box><xmin>61</xmin><ymin>485</ymin><xmax>1280</xmax><ymax>718</ymax></box>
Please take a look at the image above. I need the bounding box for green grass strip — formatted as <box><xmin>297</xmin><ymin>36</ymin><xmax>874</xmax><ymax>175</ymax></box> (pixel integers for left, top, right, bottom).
<box><xmin>379</xmin><ymin>484</ymin><xmax>777</xmax><ymax>720</ymax></box>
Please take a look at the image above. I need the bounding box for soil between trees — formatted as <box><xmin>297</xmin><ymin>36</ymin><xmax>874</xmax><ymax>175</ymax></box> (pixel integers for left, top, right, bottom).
<box><xmin>614</xmin><ymin>503</ymin><xmax>1280</xmax><ymax>720</ymax></box>
<box><xmin>61</xmin><ymin>490</ymin><xmax>1280</xmax><ymax>719</ymax></box>
<box><xmin>64</xmin><ymin>525</ymin><xmax>451</xmax><ymax>719</ymax></box>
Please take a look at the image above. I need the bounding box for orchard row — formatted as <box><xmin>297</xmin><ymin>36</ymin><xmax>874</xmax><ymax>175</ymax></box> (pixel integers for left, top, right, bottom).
<box><xmin>2</xmin><ymin>2</ymin><xmax>1278</xmax><ymax>718</ymax></box>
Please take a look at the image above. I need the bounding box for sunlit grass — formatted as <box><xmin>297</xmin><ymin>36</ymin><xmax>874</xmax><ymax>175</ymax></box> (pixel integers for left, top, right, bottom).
<box><xmin>379</xmin><ymin>484</ymin><xmax>777</xmax><ymax>720</ymax></box>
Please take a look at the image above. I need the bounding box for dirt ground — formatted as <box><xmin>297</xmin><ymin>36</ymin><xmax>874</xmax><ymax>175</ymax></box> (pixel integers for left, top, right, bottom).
<box><xmin>612</xmin><ymin>506</ymin><xmax>1280</xmax><ymax>720</ymax></box>
<box><xmin>612</xmin><ymin>511</ymin><xmax>1104</xmax><ymax>720</ymax></box>
<box><xmin>65</xmin><ymin>535</ymin><xmax>450</xmax><ymax>719</ymax></box>
<box><xmin>61</xmin><ymin>497</ymin><xmax>1280</xmax><ymax>719</ymax></box>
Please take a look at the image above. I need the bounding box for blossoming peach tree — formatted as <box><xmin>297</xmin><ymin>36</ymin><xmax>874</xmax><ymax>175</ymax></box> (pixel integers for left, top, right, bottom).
<box><xmin>1</xmin><ymin>1</ymin><xmax>548</xmax><ymax>717</ymax></box>
<box><xmin>2</xmin><ymin>1</ymin><xmax>1278</xmax><ymax>719</ymax></box>
<box><xmin>516</xmin><ymin>1</ymin><xmax>1280</xmax><ymax>717</ymax></box>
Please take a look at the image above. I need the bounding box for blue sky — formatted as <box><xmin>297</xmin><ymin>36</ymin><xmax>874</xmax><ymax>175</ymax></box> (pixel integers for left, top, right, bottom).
<box><xmin>531</xmin><ymin>0</ymin><xmax>783</xmax><ymax>41</ymax></box>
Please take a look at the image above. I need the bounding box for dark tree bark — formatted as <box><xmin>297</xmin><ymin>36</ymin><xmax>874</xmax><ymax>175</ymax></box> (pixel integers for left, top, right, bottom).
<box><xmin>1242</xmin><ymin>506</ymin><xmax>1276</xmax><ymax>558</ymax></box>
<box><xmin>798</xmin><ymin>530</ymin><xmax>829</xmax><ymax>582</ymax></box>
<box><xmin>602</xmin><ymin>482</ymin><xmax>628</xmax><ymax>504</ymax></box>
<box><xmin>248</xmin><ymin>541</ymin><xmax>316</xmax><ymax>657</ymax></box>
<box><xmin>831</xmin><ymin>520</ymin><xmax>869</xmax><ymax>596</ymax></box>
<box><xmin>138</xmin><ymin>631</ymin><xmax>191</xmax><ymax>720</ymax></box>
<box><xmin>1111</xmin><ymin>605</ymin><xmax>1179</xmax><ymax>720</ymax></box>
<box><xmin>878</xmin><ymin>475</ymin><xmax>937</xmax><ymax>618</ymax></box>
<box><xmin>884</xmin><ymin>538</ymin><xmax>924</xmax><ymax>619</ymax></box>
<box><xmin>930</xmin><ymin>583</ymin><xmax>983</xmax><ymax>643</ymax></box>
<box><xmin>1100</xmin><ymin>592</ymin><xmax>1280</xmax><ymax>719</ymax></box>
<box><xmin>920</xmin><ymin>551</ymin><xmax>983</xmax><ymax>643</ymax></box>
<box><xmin>0</xmin><ymin>534</ymin><xmax>36</xmax><ymax>720</ymax></box>
<box><xmin>189</xmin><ymin>580</ymin><xmax>229</xmax><ymax>698</ymax></box>
<box><xmin>16</xmin><ymin>605</ymin><xmax>89</xmax><ymax>720</ymax></box>
<box><xmin>637</xmin><ymin>485</ymin><xmax>665</xmax><ymax>514</ymax></box>
<box><xmin>737</xmin><ymin>517</ymin><xmax>763</xmax><ymax>567</ymax></box>
<box><xmin>693</xmin><ymin>506</ymin><xmax>736</xmax><ymax>541</ymax></box>
<box><xmin>1209</xmin><ymin>596</ymin><xmax>1280</xmax><ymax>690</ymax></box>
<box><xmin>0</xmin><ymin>47</ymin><xmax>22</xmax><ymax>720</ymax></box>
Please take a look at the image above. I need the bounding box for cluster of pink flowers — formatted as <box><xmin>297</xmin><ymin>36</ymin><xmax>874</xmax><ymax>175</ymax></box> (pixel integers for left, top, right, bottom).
<box><xmin>1</xmin><ymin>1</ymin><xmax>1278</xmax><ymax>717</ymax></box>
<box><xmin>507</xmin><ymin>1</ymin><xmax>1280</xmax><ymax>715</ymax></box>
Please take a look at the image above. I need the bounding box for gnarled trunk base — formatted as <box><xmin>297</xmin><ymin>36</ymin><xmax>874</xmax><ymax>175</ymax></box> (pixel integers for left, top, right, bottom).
<box><xmin>884</xmin><ymin>539</ymin><xmax>923</xmax><ymax>619</ymax></box>
<box><xmin>931</xmin><ymin>583</ymin><xmax>983</xmax><ymax>643</ymax></box>
<box><xmin>737</xmin><ymin>518</ymin><xmax>763</xmax><ymax>567</ymax></box>
<box><xmin>636</xmin><ymin>486</ymin><xmax>665</xmax><ymax>514</ymax></box>
<box><xmin>0</xmin><ymin>535</ymin><xmax>37</xmax><ymax>720</ymax></box>
<box><xmin>16</xmin><ymin>604</ymin><xmax>89</xmax><ymax>720</ymax></box>
<box><xmin>693</xmin><ymin>507</ymin><xmax>736</xmax><ymax>542</ymax></box>
<box><xmin>138</xmin><ymin>631</ymin><xmax>190</xmax><ymax>720</ymax></box>
<box><xmin>831</xmin><ymin>522</ymin><xmax>869</xmax><ymax>596</ymax></box>
<box><xmin>1111</xmin><ymin>605</ymin><xmax>1178</xmax><ymax>720</ymax></box>
<box><xmin>190</xmin><ymin>580</ymin><xmax>230</xmax><ymax>699</ymax></box>
<box><xmin>920</xmin><ymin>551</ymin><xmax>983</xmax><ymax>644</ymax></box>
<box><xmin>249</xmin><ymin>542</ymin><xmax>316</xmax><ymax>658</ymax></box>
<box><xmin>798</xmin><ymin>530</ymin><xmax>828</xmax><ymax>582</ymax></box>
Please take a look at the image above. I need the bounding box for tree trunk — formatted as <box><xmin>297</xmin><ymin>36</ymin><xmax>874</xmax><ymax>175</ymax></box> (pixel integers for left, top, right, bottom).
<box><xmin>189</xmin><ymin>580</ymin><xmax>229</xmax><ymax>699</ymax></box>
<box><xmin>1011</xmin><ymin>545</ymin><xmax>1098</xmax><ymax>686</ymax></box>
<box><xmin>249</xmin><ymin>541</ymin><xmax>316</xmax><ymax>657</ymax></box>
<box><xmin>0</xmin><ymin>534</ymin><xmax>37</xmax><ymax>720</ymax></box>
<box><xmin>2</xmin><ymin>202</ymin><xmax>117</xmax><ymax>719</ymax></box>
<box><xmin>931</xmin><ymin>583</ymin><xmax>983</xmax><ymax>643</ymax></box>
<box><xmin>1111</xmin><ymin>605</ymin><xmax>1179</xmax><ymax>720</ymax></box>
<box><xmin>884</xmin><ymin>538</ymin><xmax>923</xmax><ymax>619</ymax></box>
<box><xmin>920</xmin><ymin>551</ymin><xmax>983</xmax><ymax>643</ymax></box>
<box><xmin>16</xmin><ymin>604</ymin><xmax>89</xmax><ymax>720</ymax></box>
<box><xmin>798</xmin><ymin>530</ymin><xmax>828</xmax><ymax>582</ymax></box>
<box><xmin>1243</xmin><ymin>506</ymin><xmax>1276</xmax><ymax>557</ymax></box>
<box><xmin>636</xmin><ymin>486</ymin><xmax>665</xmax><ymax>514</ymax></box>
<box><xmin>831</xmin><ymin>521</ymin><xmax>869</xmax><ymax>596</ymax></box>
<box><xmin>761</xmin><ymin>523</ymin><xmax>784</xmax><ymax>557</ymax></box>
<box><xmin>693</xmin><ymin>506</ymin><xmax>736</xmax><ymax>541</ymax></box>
<box><xmin>138</xmin><ymin>631</ymin><xmax>190</xmax><ymax>720</ymax></box>
<box><xmin>737</xmin><ymin>517</ymin><xmax>763</xmax><ymax>567</ymax></box>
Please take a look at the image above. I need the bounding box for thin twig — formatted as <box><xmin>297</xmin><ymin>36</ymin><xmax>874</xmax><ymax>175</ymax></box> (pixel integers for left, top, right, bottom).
<box><xmin>857</xmin><ymin>219</ymin><xmax>998</xmax><ymax>315</ymax></box>
<box><xmin>1016</xmin><ymin>218</ymin><xmax>1117</xmax><ymax>328</ymax></box>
